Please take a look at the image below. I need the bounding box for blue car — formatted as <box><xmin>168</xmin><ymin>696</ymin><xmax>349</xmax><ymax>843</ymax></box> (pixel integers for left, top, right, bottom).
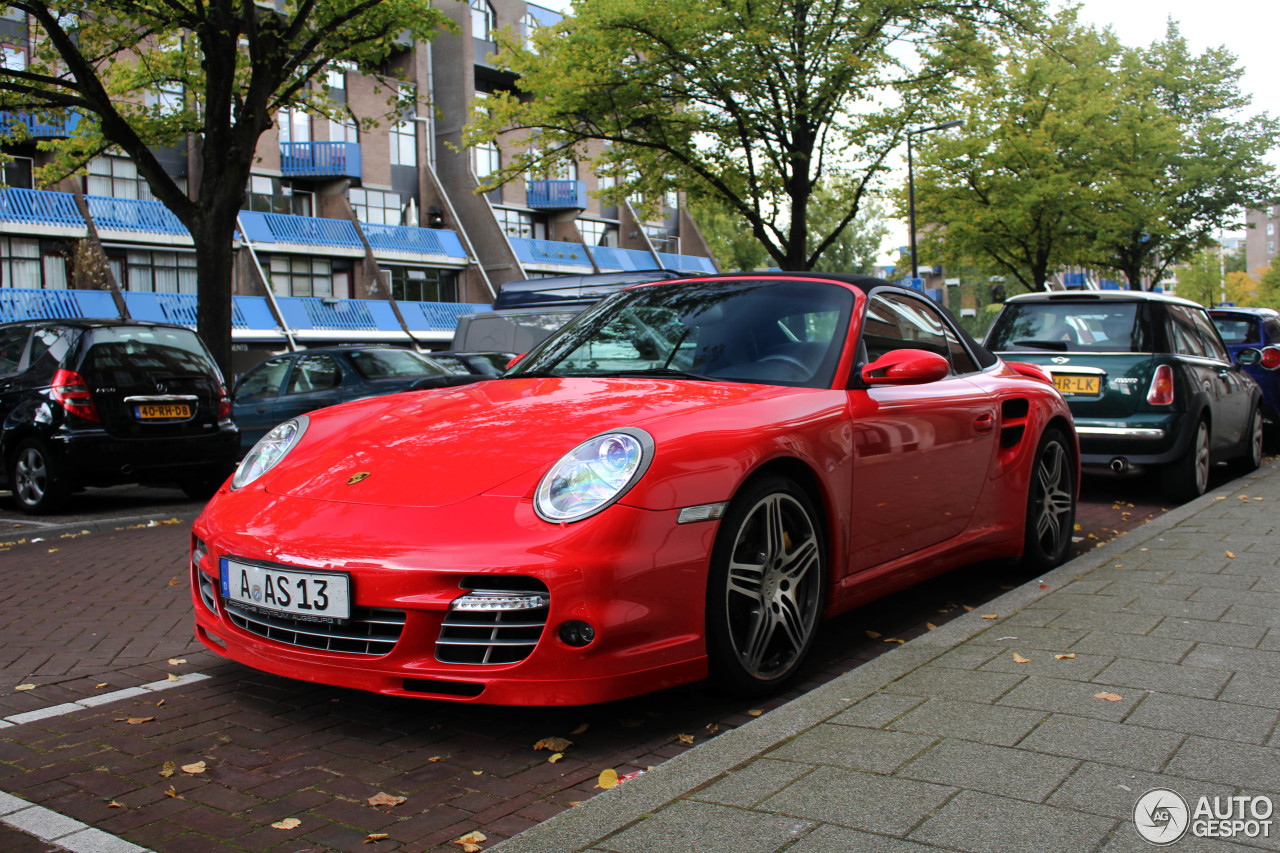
<box><xmin>1210</xmin><ymin>307</ymin><xmax>1280</xmax><ymax>446</ymax></box>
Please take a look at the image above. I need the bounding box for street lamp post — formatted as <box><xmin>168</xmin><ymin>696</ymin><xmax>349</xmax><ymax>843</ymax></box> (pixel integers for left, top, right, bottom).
<box><xmin>907</xmin><ymin>119</ymin><xmax>964</xmax><ymax>281</ymax></box>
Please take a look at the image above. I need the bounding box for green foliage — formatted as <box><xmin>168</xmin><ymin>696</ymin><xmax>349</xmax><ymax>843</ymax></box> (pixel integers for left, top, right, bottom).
<box><xmin>688</xmin><ymin>197</ymin><xmax>771</xmax><ymax>272</ymax></box>
<box><xmin>469</xmin><ymin>0</ymin><xmax>1044</xmax><ymax>271</ymax></box>
<box><xmin>1259</xmin><ymin>257</ymin><xmax>1280</xmax><ymax>310</ymax></box>
<box><xmin>806</xmin><ymin>191</ymin><xmax>890</xmax><ymax>275</ymax></box>
<box><xmin>0</xmin><ymin>0</ymin><xmax>451</xmax><ymax>373</ymax></box>
<box><xmin>1172</xmin><ymin>247</ymin><xmax>1222</xmax><ymax>307</ymax></box>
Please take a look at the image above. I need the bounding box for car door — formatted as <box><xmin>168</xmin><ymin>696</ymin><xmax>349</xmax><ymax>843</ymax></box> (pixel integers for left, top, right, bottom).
<box><xmin>272</xmin><ymin>354</ymin><xmax>346</xmax><ymax>424</ymax></box>
<box><xmin>0</xmin><ymin>324</ymin><xmax>35</xmax><ymax>454</ymax></box>
<box><xmin>1168</xmin><ymin>305</ymin><xmax>1251</xmax><ymax>452</ymax></box>
<box><xmin>848</xmin><ymin>292</ymin><xmax>998</xmax><ymax>571</ymax></box>
<box><xmin>232</xmin><ymin>357</ymin><xmax>292</xmax><ymax>449</ymax></box>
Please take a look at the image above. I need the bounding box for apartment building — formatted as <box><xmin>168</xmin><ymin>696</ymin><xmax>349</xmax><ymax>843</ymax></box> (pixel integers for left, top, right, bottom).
<box><xmin>0</xmin><ymin>0</ymin><xmax>717</xmax><ymax>373</ymax></box>
<box><xmin>1245</xmin><ymin>205</ymin><xmax>1280</xmax><ymax>276</ymax></box>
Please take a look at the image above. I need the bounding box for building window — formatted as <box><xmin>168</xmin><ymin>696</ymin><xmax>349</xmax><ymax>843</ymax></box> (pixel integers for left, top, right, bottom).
<box><xmin>349</xmin><ymin>188</ymin><xmax>406</xmax><ymax>226</ymax></box>
<box><xmin>277</xmin><ymin>107</ymin><xmax>311</xmax><ymax>144</ymax></box>
<box><xmin>577</xmin><ymin>219</ymin><xmax>618</xmax><ymax>247</ymax></box>
<box><xmin>146</xmin><ymin>81</ymin><xmax>183</xmax><ymax>115</ymax></box>
<box><xmin>495</xmin><ymin>207</ymin><xmax>546</xmax><ymax>240</ymax></box>
<box><xmin>87</xmin><ymin>156</ymin><xmax>156</xmax><ymax>200</ymax></box>
<box><xmin>390</xmin><ymin>119</ymin><xmax>416</xmax><ymax>167</ymax></box>
<box><xmin>329</xmin><ymin>117</ymin><xmax>358</xmax><ymax>144</ymax></box>
<box><xmin>1</xmin><ymin>44</ymin><xmax>26</xmax><ymax>70</ymax></box>
<box><xmin>0</xmin><ymin>237</ymin><xmax>40</xmax><ymax>288</ymax></box>
<box><xmin>244</xmin><ymin>176</ymin><xmax>312</xmax><ymax>216</ymax></box>
<box><xmin>268</xmin><ymin>255</ymin><xmax>332</xmax><ymax>297</ymax></box>
<box><xmin>125</xmin><ymin>250</ymin><xmax>197</xmax><ymax>293</ymax></box>
<box><xmin>1269</xmin><ymin>241</ymin><xmax>1276</xmax><ymax>255</ymax></box>
<box><xmin>2</xmin><ymin>155</ymin><xmax>33</xmax><ymax>189</ymax></box>
<box><xmin>470</xmin><ymin>0</ymin><xmax>495</xmax><ymax>40</ymax></box>
<box><xmin>1269</xmin><ymin>223</ymin><xmax>1276</xmax><ymax>236</ymax></box>
<box><xmin>521</xmin><ymin>13</ymin><xmax>540</xmax><ymax>50</ymax></box>
<box><xmin>646</xmin><ymin>225</ymin><xmax>677</xmax><ymax>253</ymax></box>
<box><xmin>473</xmin><ymin>138</ymin><xmax>500</xmax><ymax>180</ymax></box>
<box><xmin>386</xmin><ymin>266</ymin><xmax>458</xmax><ymax>302</ymax></box>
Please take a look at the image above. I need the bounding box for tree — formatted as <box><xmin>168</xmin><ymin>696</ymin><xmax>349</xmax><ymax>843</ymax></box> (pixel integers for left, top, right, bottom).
<box><xmin>806</xmin><ymin>189</ymin><xmax>889</xmax><ymax>275</ymax></box>
<box><xmin>466</xmin><ymin>0</ymin><xmax>1042</xmax><ymax>272</ymax></box>
<box><xmin>688</xmin><ymin>197</ymin><xmax>772</xmax><ymax>272</ymax></box>
<box><xmin>1085</xmin><ymin>22</ymin><xmax>1280</xmax><ymax>289</ymax></box>
<box><xmin>0</xmin><ymin>0</ymin><xmax>450</xmax><ymax>376</ymax></box>
<box><xmin>1258</xmin><ymin>258</ymin><xmax>1280</xmax><ymax>310</ymax></box>
<box><xmin>1172</xmin><ymin>246</ymin><xmax>1222</xmax><ymax>307</ymax></box>
<box><xmin>912</xmin><ymin>14</ymin><xmax>1156</xmax><ymax>291</ymax></box>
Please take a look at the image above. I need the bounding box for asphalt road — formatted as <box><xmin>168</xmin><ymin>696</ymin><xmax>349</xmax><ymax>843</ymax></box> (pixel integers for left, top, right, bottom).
<box><xmin>0</xmin><ymin>461</ymin><xmax>1263</xmax><ymax>851</ymax></box>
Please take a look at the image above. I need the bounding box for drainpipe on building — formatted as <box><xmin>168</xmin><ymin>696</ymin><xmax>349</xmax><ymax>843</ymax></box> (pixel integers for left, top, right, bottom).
<box><xmin>625</xmin><ymin>199</ymin><xmax>665</xmax><ymax>271</ymax></box>
<box><xmin>236</xmin><ymin>214</ymin><xmax>298</xmax><ymax>352</ymax></box>
<box><xmin>70</xmin><ymin>185</ymin><xmax>131</xmax><ymax>320</ymax></box>
<box><xmin>341</xmin><ymin>207</ymin><xmax>424</xmax><ymax>350</ymax></box>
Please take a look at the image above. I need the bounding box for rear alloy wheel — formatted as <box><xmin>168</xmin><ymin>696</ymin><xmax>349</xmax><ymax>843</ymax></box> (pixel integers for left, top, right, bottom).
<box><xmin>706</xmin><ymin>476</ymin><xmax>825</xmax><ymax>696</ymax></box>
<box><xmin>1230</xmin><ymin>407</ymin><xmax>1264</xmax><ymax>475</ymax></box>
<box><xmin>1023</xmin><ymin>428</ymin><xmax>1076</xmax><ymax>572</ymax></box>
<box><xmin>11</xmin><ymin>439</ymin><xmax>70</xmax><ymax>515</ymax></box>
<box><xmin>1163</xmin><ymin>418</ymin><xmax>1211</xmax><ymax>502</ymax></box>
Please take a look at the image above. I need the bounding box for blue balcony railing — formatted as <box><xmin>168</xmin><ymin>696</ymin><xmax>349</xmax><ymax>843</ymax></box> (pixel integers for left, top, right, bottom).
<box><xmin>86</xmin><ymin>195</ymin><xmax>187</xmax><ymax>236</ymax></box>
<box><xmin>526</xmin><ymin>180</ymin><xmax>587</xmax><ymax>210</ymax></box>
<box><xmin>0</xmin><ymin>187</ymin><xmax>83</xmax><ymax>228</ymax></box>
<box><xmin>0</xmin><ymin>286</ymin><xmax>492</xmax><ymax>337</ymax></box>
<box><xmin>509</xmin><ymin>237</ymin><xmax>594</xmax><ymax>269</ymax></box>
<box><xmin>237</xmin><ymin>210</ymin><xmax>364</xmax><ymax>249</ymax></box>
<box><xmin>656</xmin><ymin>252</ymin><xmax>717</xmax><ymax>274</ymax></box>
<box><xmin>0</xmin><ymin>110</ymin><xmax>80</xmax><ymax>139</ymax></box>
<box><xmin>590</xmin><ymin>246</ymin><xmax>660</xmax><ymax>272</ymax></box>
<box><xmin>280</xmin><ymin>141</ymin><xmax>362</xmax><ymax>180</ymax></box>
<box><xmin>361</xmin><ymin>222</ymin><xmax>468</xmax><ymax>259</ymax></box>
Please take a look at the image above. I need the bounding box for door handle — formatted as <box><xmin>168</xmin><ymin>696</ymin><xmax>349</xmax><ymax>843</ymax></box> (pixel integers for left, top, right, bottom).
<box><xmin>974</xmin><ymin>412</ymin><xmax>995</xmax><ymax>435</ymax></box>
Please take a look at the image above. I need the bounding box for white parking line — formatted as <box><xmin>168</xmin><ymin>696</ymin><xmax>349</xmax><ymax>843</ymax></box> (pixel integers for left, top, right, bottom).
<box><xmin>0</xmin><ymin>675</ymin><xmax>213</xmax><ymax>851</ymax></box>
<box><xmin>2</xmin><ymin>673</ymin><xmax>212</xmax><ymax>726</ymax></box>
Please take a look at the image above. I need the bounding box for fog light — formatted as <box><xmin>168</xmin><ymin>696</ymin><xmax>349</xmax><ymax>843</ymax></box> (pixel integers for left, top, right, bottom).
<box><xmin>559</xmin><ymin>620</ymin><xmax>596</xmax><ymax>647</ymax></box>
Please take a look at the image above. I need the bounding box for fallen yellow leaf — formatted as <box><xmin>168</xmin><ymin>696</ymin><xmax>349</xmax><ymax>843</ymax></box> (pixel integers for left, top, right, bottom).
<box><xmin>117</xmin><ymin>717</ymin><xmax>155</xmax><ymax>725</ymax></box>
<box><xmin>95</xmin><ymin>683</ymin><xmax>108</xmax><ymax>689</ymax></box>
<box><xmin>181</xmin><ymin>761</ymin><xmax>207</xmax><ymax>774</ymax></box>
<box><xmin>272</xmin><ymin>818</ymin><xmax>301</xmax><ymax>829</ymax></box>
<box><xmin>1055</xmin><ymin>653</ymin><xmax>1076</xmax><ymax>660</ymax></box>
<box><xmin>962</xmin><ymin>605</ymin><xmax>974</xmax><ymax>612</ymax></box>
<box><xmin>168</xmin><ymin>658</ymin><xmax>187</xmax><ymax>666</ymax></box>
<box><xmin>15</xmin><ymin>684</ymin><xmax>35</xmax><ymax>691</ymax></box>
<box><xmin>534</xmin><ymin>736</ymin><xmax>573</xmax><ymax>752</ymax></box>
<box><xmin>163</xmin><ymin>786</ymin><xmax>179</xmax><ymax>799</ymax></box>
<box><xmin>167</xmin><ymin>673</ymin><xmax>181</xmax><ymax>682</ymax></box>
<box><xmin>548</xmin><ymin>752</ymin><xmax>563</xmax><ymax>763</ymax></box>
<box><xmin>1095</xmin><ymin>692</ymin><xmax>1123</xmax><ymax>702</ymax></box>
<box><xmin>596</xmin><ymin>768</ymin><xmax>620</xmax><ymax>789</ymax></box>
<box><xmin>570</xmin><ymin>723</ymin><xmax>590</xmax><ymax>735</ymax></box>
<box><xmin>884</xmin><ymin>637</ymin><xmax>905</xmax><ymax>644</ymax></box>
<box><xmin>364</xmin><ymin>833</ymin><xmax>390</xmax><ymax>844</ymax></box>
<box><xmin>451</xmin><ymin>830</ymin><xmax>486</xmax><ymax>852</ymax></box>
<box><xmin>1226</xmin><ymin>551</ymin><xmax>1236</xmax><ymax>559</ymax></box>
<box><xmin>747</xmin><ymin>709</ymin><xmax>763</xmax><ymax>717</ymax></box>
<box><xmin>926</xmin><ymin>623</ymin><xmax>937</xmax><ymax>631</ymax></box>
<box><xmin>865</xmin><ymin>630</ymin><xmax>882</xmax><ymax>639</ymax></box>
<box><xmin>981</xmin><ymin>614</ymin><xmax>999</xmax><ymax>620</ymax></box>
<box><xmin>1013</xmin><ymin>653</ymin><xmax>1031</xmax><ymax>663</ymax></box>
<box><xmin>167</xmin><ymin>577</ymin><xmax>181</xmax><ymax>586</ymax></box>
<box><xmin>159</xmin><ymin>762</ymin><xmax>176</xmax><ymax>778</ymax></box>
<box><xmin>678</xmin><ymin>733</ymin><xmax>694</xmax><ymax>745</ymax></box>
<box><xmin>427</xmin><ymin>756</ymin><xmax>443</xmax><ymax>762</ymax></box>
<box><xmin>367</xmin><ymin>792</ymin><xmax>405</xmax><ymax>807</ymax></box>
<box><xmin>107</xmin><ymin>800</ymin><xmax>124</xmax><ymax>808</ymax></box>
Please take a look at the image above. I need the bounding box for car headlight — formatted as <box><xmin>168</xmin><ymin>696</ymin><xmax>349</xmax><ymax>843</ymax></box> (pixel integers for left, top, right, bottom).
<box><xmin>535</xmin><ymin>429</ymin><xmax>654</xmax><ymax>523</ymax></box>
<box><xmin>231</xmin><ymin>416</ymin><xmax>309</xmax><ymax>490</ymax></box>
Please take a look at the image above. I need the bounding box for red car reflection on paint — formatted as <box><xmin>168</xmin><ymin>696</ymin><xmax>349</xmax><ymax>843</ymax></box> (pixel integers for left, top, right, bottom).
<box><xmin>191</xmin><ymin>274</ymin><xmax>1078</xmax><ymax>705</ymax></box>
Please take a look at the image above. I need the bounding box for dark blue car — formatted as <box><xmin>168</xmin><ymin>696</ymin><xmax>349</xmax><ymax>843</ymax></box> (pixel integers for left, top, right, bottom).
<box><xmin>231</xmin><ymin>346</ymin><xmax>477</xmax><ymax>453</ymax></box>
<box><xmin>1210</xmin><ymin>307</ymin><xmax>1280</xmax><ymax>446</ymax></box>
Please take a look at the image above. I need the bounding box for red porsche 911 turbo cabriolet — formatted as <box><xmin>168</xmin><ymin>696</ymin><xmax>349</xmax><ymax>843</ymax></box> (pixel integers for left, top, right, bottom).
<box><xmin>191</xmin><ymin>273</ymin><xmax>1078</xmax><ymax>705</ymax></box>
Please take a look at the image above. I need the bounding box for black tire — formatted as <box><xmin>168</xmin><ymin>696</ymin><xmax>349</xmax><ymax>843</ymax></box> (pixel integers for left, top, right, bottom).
<box><xmin>705</xmin><ymin>476</ymin><xmax>826</xmax><ymax>696</ymax></box>
<box><xmin>10</xmin><ymin>438</ymin><xmax>71</xmax><ymax>515</ymax></box>
<box><xmin>1162</xmin><ymin>417</ymin><xmax>1210</xmax><ymax>502</ymax></box>
<box><xmin>1022</xmin><ymin>427</ymin><xmax>1076</xmax><ymax>572</ymax></box>
<box><xmin>1230</xmin><ymin>406</ymin><xmax>1264</xmax><ymax>475</ymax></box>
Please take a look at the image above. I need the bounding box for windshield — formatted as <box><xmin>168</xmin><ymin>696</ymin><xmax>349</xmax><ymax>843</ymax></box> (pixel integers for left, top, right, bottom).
<box><xmin>509</xmin><ymin>279</ymin><xmax>854</xmax><ymax>388</ymax></box>
<box><xmin>987</xmin><ymin>302</ymin><xmax>1148</xmax><ymax>353</ymax></box>
<box><xmin>347</xmin><ymin>349</ymin><xmax>448</xmax><ymax>379</ymax></box>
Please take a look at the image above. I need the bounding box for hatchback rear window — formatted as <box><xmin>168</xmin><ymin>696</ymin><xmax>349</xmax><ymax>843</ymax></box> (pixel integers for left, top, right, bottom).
<box><xmin>1211</xmin><ymin>317</ymin><xmax>1259</xmax><ymax>346</ymax></box>
<box><xmin>347</xmin><ymin>349</ymin><xmax>447</xmax><ymax>379</ymax></box>
<box><xmin>987</xmin><ymin>302</ymin><xmax>1148</xmax><ymax>353</ymax></box>
<box><xmin>81</xmin><ymin>326</ymin><xmax>219</xmax><ymax>384</ymax></box>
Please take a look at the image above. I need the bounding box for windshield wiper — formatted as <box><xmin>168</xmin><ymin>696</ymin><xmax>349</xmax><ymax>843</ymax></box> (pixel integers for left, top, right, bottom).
<box><xmin>590</xmin><ymin>367</ymin><xmax>719</xmax><ymax>381</ymax></box>
<box><xmin>1011</xmin><ymin>339</ymin><xmax>1069</xmax><ymax>351</ymax></box>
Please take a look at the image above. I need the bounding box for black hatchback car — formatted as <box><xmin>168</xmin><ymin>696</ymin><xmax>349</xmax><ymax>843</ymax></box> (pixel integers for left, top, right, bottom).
<box><xmin>985</xmin><ymin>291</ymin><xmax>1263</xmax><ymax>501</ymax></box>
<box><xmin>0</xmin><ymin>319</ymin><xmax>240</xmax><ymax>513</ymax></box>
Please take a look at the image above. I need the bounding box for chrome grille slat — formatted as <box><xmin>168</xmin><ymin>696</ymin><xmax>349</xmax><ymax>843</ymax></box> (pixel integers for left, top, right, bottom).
<box><xmin>223</xmin><ymin>599</ymin><xmax>406</xmax><ymax>656</ymax></box>
<box><xmin>436</xmin><ymin>580</ymin><xmax>549</xmax><ymax>665</ymax></box>
<box><xmin>198</xmin><ymin>572</ymin><xmax>217</xmax><ymax>614</ymax></box>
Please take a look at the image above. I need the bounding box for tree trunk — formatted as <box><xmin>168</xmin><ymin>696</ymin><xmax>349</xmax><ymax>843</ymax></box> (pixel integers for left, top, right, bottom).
<box><xmin>190</xmin><ymin>217</ymin><xmax>237</xmax><ymax>382</ymax></box>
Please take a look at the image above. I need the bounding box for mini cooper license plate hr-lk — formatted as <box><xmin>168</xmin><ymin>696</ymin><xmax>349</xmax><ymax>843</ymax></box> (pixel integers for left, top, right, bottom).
<box><xmin>219</xmin><ymin>558</ymin><xmax>351</xmax><ymax>621</ymax></box>
<box><xmin>1052</xmin><ymin>374</ymin><xmax>1101</xmax><ymax>396</ymax></box>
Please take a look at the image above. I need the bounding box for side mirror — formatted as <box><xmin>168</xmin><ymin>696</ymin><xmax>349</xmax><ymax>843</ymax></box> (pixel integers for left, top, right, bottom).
<box><xmin>1237</xmin><ymin>347</ymin><xmax>1262</xmax><ymax>367</ymax></box>
<box><xmin>506</xmin><ymin>353</ymin><xmax>525</xmax><ymax>370</ymax></box>
<box><xmin>862</xmin><ymin>349</ymin><xmax>950</xmax><ymax>386</ymax></box>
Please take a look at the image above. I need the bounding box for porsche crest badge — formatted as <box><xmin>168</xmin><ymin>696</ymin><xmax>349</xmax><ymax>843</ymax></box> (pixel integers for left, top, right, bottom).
<box><xmin>347</xmin><ymin>472</ymin><xmax>372</xmax><ymax>485</ymax></box>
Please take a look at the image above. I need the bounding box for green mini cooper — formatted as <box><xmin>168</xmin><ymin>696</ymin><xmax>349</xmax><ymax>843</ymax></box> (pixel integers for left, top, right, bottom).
<box><xmin>985</xmin><ymin>291</ymin><xmax>1263</xmax><ymax>501</ymax></box>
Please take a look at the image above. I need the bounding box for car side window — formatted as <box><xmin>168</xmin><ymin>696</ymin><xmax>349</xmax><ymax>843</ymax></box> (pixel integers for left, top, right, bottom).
<box><xmin>0</xmin><ymin>325</ymin><xmax>31</xmax><ymax>376</ymax></box>
<box><xmin>862</xmin><ymin>293</ymin><xmax>974</xmax><ymax>374</ymax></box>
<box><xmin>1264</xmin><ymin>319</ymin><xmax>1280</xmax><ymax>345</ymax></box>
<box><xmin>1166</xmin><ymin>306</ymin><xmax>1208</xmax><ymax>358</ymax></box>
<box><xmin>286</xmin><ymin>355</ymin><xmax>341</xmax><ymax>395</ymax></box>
<box><xmin>1189</xmin><ymin>309</ymin><xmax>1230</xmax><ymax>362</ymax></box>
<box><xmin>236</xmin><ymin>359</ymin><xmax>290</xmax><ymax>401</ymax></box>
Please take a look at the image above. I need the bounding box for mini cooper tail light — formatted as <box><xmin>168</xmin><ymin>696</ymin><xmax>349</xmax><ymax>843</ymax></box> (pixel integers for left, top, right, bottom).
<box><xmin>1147</xmin><ymin>364</ymin><xmax>1175</xmax><ymax>406</ymax></box>
<box><xmin>1262</xmin><ymin>346</ymin><xmax>1280</xmax><ymax>371</ymax></box>
<box><xmin>49</xmin><ymin>368</ymin><xmax>101</xmax><ymax>422</ymax></box>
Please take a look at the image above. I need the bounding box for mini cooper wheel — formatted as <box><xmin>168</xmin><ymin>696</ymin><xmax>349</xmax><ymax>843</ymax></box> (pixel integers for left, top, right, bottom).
<box><xmin>1163</xmin><ymin>418</ymin><xmax>1210</xmax><ymax>502</ymax></box>
<box><xmin>706</xmin><ymin>476</ymin><xmax>826</xmax><ymax>696</ymax></box>
<box><xmin>1230</xmin><ymin>406</ymin><xmax>1264</xmax><ymax>475</ymax></box>
<box><xmin>11</xmin><ymin>438</ymin><xmax>71</xmax><ymax>515</ymax></box>
<box><xmin>1023</xmin><ymin>427</ymin><xmax>1076</xmax><ymax>572</ymax></box>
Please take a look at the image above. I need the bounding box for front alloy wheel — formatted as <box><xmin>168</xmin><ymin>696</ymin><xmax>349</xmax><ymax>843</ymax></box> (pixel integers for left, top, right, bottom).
<box><xmin>1023</xmin><ymin>428</ymin><xmax>1076</xmax><ymax>571</ymax></box>
<box><xmin>707</xmin><ymin>477</ymin><xmax>825</xmax><ymax>695</ymax></box>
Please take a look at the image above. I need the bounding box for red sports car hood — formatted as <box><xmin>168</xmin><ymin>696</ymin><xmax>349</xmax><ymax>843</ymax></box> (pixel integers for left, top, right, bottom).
<box><xmin>261</xmin><ymin>377</ymin><xmax>806</xmax><ymax>507</ymax></box>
